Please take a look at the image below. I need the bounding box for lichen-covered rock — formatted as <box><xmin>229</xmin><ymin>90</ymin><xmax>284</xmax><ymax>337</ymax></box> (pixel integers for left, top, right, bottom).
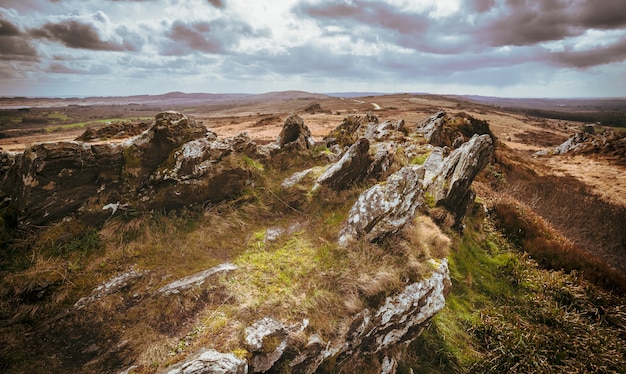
<box><xmin>365</xmin><ymin>142</ymin><xmax>397</xmax><ymax>182</ymax></box>
<box><xmin>163</xmin><ymin>349</ymin><xmax>247</xmax><ymax>374</ymax></box>
<box><xmin>245</xmin><ymin>317</ymin><xmax>289</xmax><ymax>373</ymax></box>
<box><xmin>416</xmin><ymin>111</ymin><xmax>446</xmax><ymax>146</ymax></box>
<box><xmin>314</xmin><ymin>137</ymin><xmax>371</xmax><ymax>191</ymax></box>
<box><xmin>424</xmin><ymin>134</ymin><xmax>494</xmax><ymax>215</ymax></box>
<box><xmin>339</xmin><ymin>165</ymin><xmax>425</xmax><ymax>246</ymax></box>
<box><xmin>364</xmin><ymin>119</ymin><xmax>405</xmax><ymax>142</ymax></box>
<box><xmin>276</xmin><ymin>114</ymin><xmax>314</xmax><ymax>150</ymax></box>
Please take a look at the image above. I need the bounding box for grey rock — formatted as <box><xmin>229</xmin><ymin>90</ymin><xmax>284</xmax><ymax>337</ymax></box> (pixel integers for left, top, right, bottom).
<box><xmin>416</xmin><ymin>111</ymin><xmax>446</xmax><ymax>146</ymax></box>
<box><xmin>163</xmin><ymin>349</ymin><xmax>247</xmax><ymax>374</ymax></box>
<box><xmin>158</xmin><ymin>263</ymin><xmax>238</xmax><ymax>295</ymax></box>
<box><xmin>338</xmin><ymin>165</ymin><xmax>425</xmax><ymax>246</ymax></box>
<box><xmin>554</xmin><ymin>132</ymin><xmax>591</xmax><ymax>155</ymax></box>
<box><xmin>424</xmin><ymin>134</ymin><xmax>494</xmax><ymax>212</ymax></box>
<box><xmin>75</xmin><ymin>267</ymin><xmax>147</xmax><ymax>309</ymax></box>
<box><xmin>315</xmin><ymin>137</ymin><xmax>371</xmax><ymax>191</ymax></box>
<box><xmin>276</xmin><ymin>115</ymin><xmax>314</xmax><ymax>150</ymax></box>
<box><xmin>364</xmin><ymin>120</ymin><xmax>405</xmax><ymax>142</ymax></box>
<box><xmin>245</xmin><ymin>317</ymin><xmax>288</xmax><ymax>373</ymax></box>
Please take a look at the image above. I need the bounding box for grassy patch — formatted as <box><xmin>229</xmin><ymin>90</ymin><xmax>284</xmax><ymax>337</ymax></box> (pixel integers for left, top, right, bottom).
<box><xmin>408</xmin><ymin>204</ymin><xmax>626</xmax><ymax>373</ymax></box>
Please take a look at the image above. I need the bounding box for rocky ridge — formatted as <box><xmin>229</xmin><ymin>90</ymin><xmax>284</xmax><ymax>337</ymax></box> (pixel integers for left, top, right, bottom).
<box><xmin>0</xmin><ymin>110</ymin><xmax>494</xmax><ymax>373</ymax></box>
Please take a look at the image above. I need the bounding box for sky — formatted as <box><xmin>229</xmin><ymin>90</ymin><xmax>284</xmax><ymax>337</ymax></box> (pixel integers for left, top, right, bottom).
<box><xmin>1</xmin><ymin>0</ymin><xmax>625</xmax><ymax>98</ymax></box>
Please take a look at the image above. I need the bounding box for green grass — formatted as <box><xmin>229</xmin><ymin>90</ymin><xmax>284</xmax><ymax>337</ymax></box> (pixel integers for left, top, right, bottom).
<box><xmin>408</xmin><ymin>205</ymin><xmax>626</xmax><ymax>373</ymax></box>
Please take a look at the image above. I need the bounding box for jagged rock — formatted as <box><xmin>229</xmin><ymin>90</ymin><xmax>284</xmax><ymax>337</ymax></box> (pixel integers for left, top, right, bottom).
<box><xmin>364</xmin><ymin>119</ymin><xmax>405</xmax><ymax>142</ymax></box>
<box><xmin>365</xmin><ymin>142</ymin><xmax>396</xmax><ymax>181</ymax></box>
<box><xmin>75</xmin><ymin>267</ymin><xmax>147</xmax><ymax>309</ymax></box>
<box><xmin>554</xmin><ymin>132</ymin><xmax>591</xmax><ymax>155</ymax></box>
<box><xmin>325</xmin><ymin>116</ymin><xmax>363</xmax><ymax>147</ymax></box>
<box><xmin>424</xmin><ymin>134</ymin><xmax>494</xmax><ymax>216</ymax></box>
<box><xmin>340</xmin><ymin>259</ymin><xmax>450</xmax><ymax>357</ymax></box>
<box><xmin>163</xmin><ymin>349</ymin><xmax>247</xmax><ymax>374</ymax></box>
<box><xmin>416</xmin><ymin>111</ymin><xmax>446</xmax><ymax>146</ymax></box>
<box><xmin>245</xmin><ymin>317</ymin><xmax>289</xmax><ymax>373</ymax></box>
<box><xmin>339</xmin><ymin>165</ymin><xmax>426</xmax><ymax>246</ymax></box>
<box><xmin>158</xmin><ymin>263</ymin><xmax>238</xmax><ymax>295</ymax></box>
<box><xmin>340</xmin><ymin>134</ymin><xmax>493</xmax><ymax>244</ymax></box>
<box><xmin>276</xmin><ymin>115</ymin><xmax>314</xmax><ymax>150</ymax></box>
<box><xmin>288</xmin><ymin>334</ymin><xmax>330</xmax><ymax>374</ymax></box>
<box><xmin>314</xmin><ymin>138</ymin><xmax>371</xmax><ymax>191</ymax></box>
<box><xmin>0</xmin><ymin>142</ymin><xmax>124</xmax><ymax>225</ymax></box>
<box><xmin>123</xmin><ymin>111</ymin><xmax>206</xmax><ymax>182</ymax></box>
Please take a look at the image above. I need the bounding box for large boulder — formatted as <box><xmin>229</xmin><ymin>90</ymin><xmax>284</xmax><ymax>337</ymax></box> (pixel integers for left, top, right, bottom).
<box><xmin>276</xmin><ymin>114</ymin><xmax>314</xmax><ymax>150</ymax></box>
<box><xmin>339</xmin><ymin>259</ymin><xmax>450</xmax><ymax>358</ymax></box>
<box><xmin>121</xmin><ymin>111</ymin><xmax>206</xmax><ymax>183</ymax></box>
<box><xmin>339</xmin><ymin>165</ymin><xmax>426</xmax><ymax>246</ymax></box>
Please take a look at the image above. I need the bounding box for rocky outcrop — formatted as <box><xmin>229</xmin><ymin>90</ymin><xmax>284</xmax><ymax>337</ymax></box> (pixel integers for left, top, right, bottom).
<box><xmin>551</xmin><ymin>130</ymin><xmax>626</xmax><ymax>163</ymax></box>
<box><xmin>76</xmin><ymin>120</ymin><xmax>151</xmax><ymax>142</ymax></box>
<box><xmin>339</xmin><ymin>134</ymin><xmax>493</xmax><ymax>245</ymax></box>
<box><xmin>163</xmin><ymin>349</ymin><xmax>247</xmax><ymax>374</ymax></box>
<box><xmin>339</xmin><ymin>166</ymin><xmax>426</xmax><ymax>245</ymax></box>
<box><xmin>0</xmin><ymin>142</ymin><xmax>124</xmax><ymax>225</ymax></box>
<box><xmin>276</xmin><ymin>114</ymin><xmax>314</xmax><ymax>150</ymax></box>
<box><xmin>416</xmin><ymin>111</ymin><xmax>447</xmax><ymax>146</ymax></box>
<box><xmin>164</xmin><ymin>259</ymin><xmax>450</xmax><ymax>374</ymax></box>
<box><xmin>337</xmin><ymin>259</ymin><xmax>450</xmax><ymax>358</ymax></box>
<box><xmin>325</xmin><ymin>115</ymin><xmax>363</xmax><ymax>147</ymax></box>
<box><xmin>424</xmin><ymin>134</ymin><xmax>494</xmax><ymax>220</ymax></box>
<box><xmin>0</xmin><ymin>111</ymin><xmax>266</xmax><ymax>226</ymax></box>
<box><xmin>365</xmin><ymin>119</ymin><xmax>405</xmax><ymax>142</ymax></box>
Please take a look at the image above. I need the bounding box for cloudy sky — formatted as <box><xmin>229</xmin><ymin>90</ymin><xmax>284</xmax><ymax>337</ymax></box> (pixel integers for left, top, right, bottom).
<box><xmin>1</xmin><ymin>0</ymin><xmax>625</xmax><ymax>97</ymax></box>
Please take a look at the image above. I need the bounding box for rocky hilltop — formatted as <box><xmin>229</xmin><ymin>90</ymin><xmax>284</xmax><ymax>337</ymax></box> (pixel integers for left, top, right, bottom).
<box><xmin>0</xmin><ymin>109</ymin><xmax>495</xmax><ymax>373</ymax></box>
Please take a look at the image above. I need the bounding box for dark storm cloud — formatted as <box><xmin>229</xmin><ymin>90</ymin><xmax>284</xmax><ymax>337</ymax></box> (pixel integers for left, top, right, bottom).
<box><xmin>0</xmin><ymin>15</ymin><xmax>38</xmax><ymax>60</ymax></box>
<box><xmin>0</xmin><ymin>36</ymin><xmax>39</xmax><ymax>60</ymax></box>
<box><xmin>466</xmin><ymin>0</ymin><xmax>496</xmax><ymax>13</ymax></box>
<box><xmin>296</xmin><ymin>1</ymin><xmax>473</xmax><ymax>55</ymax></box>
<box><xmin>298</xmin><ymin>1</ymin><xmax>428</xmax><ymax>35</ymax></box>
<box><xmin>0</xmin><ymin>16</ymin><xmax>22</xmax><ymax>36</ymax></box>
<box><xmin>30</xmin><ymin>19</ymin><xmax>128</xmax><ymax>51</ymax></box>
<box><xmin>160</xmin><ymin>18</ymin><xmax>264</xmax><ymax>56</ymax></box>
<box><xmin>473</xmin><ymin>0</ymin><xmax>626</xmax><ymax>47</ymax></box>
<box><xmin>207</xmin><ymin>0</ymin><xmax>225</xmax><ymax>8</ymax></box>
<box><xmin>549</xmin><ymin>36</ymin><xmax>626</xmax><ymax>68</ymax></box>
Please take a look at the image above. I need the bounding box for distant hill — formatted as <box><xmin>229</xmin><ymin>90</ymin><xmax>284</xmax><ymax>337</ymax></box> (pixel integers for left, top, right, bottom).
<box><xmin>0</xmin><ymin>90</ymin><xmax>329</xmax><ymax>109</ymax></box>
